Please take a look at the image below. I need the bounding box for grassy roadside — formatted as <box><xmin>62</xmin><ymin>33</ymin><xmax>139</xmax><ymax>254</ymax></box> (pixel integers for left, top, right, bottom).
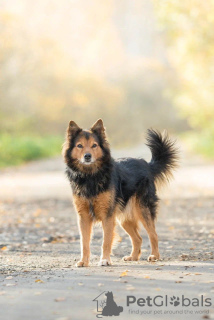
<box><xmin>0</xmin><ymin>131</ymin><xmax>213</xmax><ymax>169</ymax></box>
<box><xmin>180</xmin><ymin>131</ymin><xmax>214</xmax><ymax>159</ymax></box>
<box><xmin>0</xmin><ymin>134</ymin><xmax>63</xmax><ymax>168</ymax></box>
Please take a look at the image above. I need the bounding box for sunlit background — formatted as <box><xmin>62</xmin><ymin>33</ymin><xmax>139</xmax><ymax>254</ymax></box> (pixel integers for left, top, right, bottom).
<box><xmin>0</xmin><ymin>0</ymin><xmax>214</xmax><ymax>167</ymax></box>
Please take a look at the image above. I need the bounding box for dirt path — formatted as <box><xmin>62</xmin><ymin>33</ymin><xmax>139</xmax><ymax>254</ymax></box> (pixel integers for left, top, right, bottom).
<box><xmin>0</xmin><ymin>147</ymin><xmax>214</xmax><ymax>320</ymax></box>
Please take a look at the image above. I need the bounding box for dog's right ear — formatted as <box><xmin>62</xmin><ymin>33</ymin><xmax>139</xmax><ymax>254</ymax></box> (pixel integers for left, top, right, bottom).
<box><xmin>67</xmin><ymin>120</ymin><xmax>82</xmax><ymax>138</ymax></box>
<box><xmin>63</xmin><ymin>121</ymin><xmax>82</xmax><ymax>159</ymax></box>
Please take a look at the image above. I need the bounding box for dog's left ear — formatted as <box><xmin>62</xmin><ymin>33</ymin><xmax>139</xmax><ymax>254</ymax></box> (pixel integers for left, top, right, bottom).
<box><xmin>91</xmin><ymin>119</ymin><xmax>106</xmax><ymax>137</ymax></box>
<box><xmin>67</xmin><ymin>120</ymin><xmax>82</xmax><ymax>138</ymax></box>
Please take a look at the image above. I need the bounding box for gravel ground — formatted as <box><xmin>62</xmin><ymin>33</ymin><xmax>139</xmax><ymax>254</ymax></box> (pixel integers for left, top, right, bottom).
<box><xmin>0</xmin><ymin>148</ymin><xmax>214</xmax><ymax>320</ymax></box>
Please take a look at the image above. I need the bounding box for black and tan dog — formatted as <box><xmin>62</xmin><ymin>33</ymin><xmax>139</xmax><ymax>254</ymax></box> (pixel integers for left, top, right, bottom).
<box><xmin>63</xmin><ymin>119</ymin><xmax>178</xmax><ymax>267</ymax></box>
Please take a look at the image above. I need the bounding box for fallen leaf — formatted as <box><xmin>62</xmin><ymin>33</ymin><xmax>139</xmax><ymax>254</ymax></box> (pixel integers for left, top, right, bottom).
<box><xmin>35</xmin><ymin>279</ymin><xmax>44</xmax><ymax>283</ymax></box>
<box><xmin>1</xmin><ymin>246</ymin><xmax>8</xmax><ymax>251</ymax></box>
<box><xmin>126</xmin><ymin>286</ymin><xmax>135</xmax><ymax>291</ymax></box>
<box><xmin>33</xmin><ymin>209</ymin><xmax>42</xmax><ymax>217</ymax></box>
<box><xmin>120</xmin><ymin>271</ymin><xmax>128</xmax><ymax>277</ymax></box>
<box><xmin>168</xmin><ymin>226</ymin><xmax>174</xmax><ymax>230</ymax></box>
<box><xmin>55</xmin><ymin>297</ymin><xmax>65</xmax><ymax>302</ymax></box>
<box><xmin>98</xmin><ymin>283</ymin><xmax>104</xmax><ymax>287</ymax></box>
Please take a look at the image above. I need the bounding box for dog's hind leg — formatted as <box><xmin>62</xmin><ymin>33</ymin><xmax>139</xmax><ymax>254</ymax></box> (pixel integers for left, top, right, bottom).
<box><xmin>140</xmin><ymin>209</ymin><xmax>160</xmax><ymax>261</ymax></box>
<box><xmin>121</xmin><ymin>220</ymin><xmax>142</xmax><ymax>261</ymax></box>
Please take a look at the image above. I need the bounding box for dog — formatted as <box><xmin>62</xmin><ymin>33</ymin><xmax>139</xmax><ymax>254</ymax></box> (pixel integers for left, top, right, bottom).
<box><xmin>102</xmin><ymin>291</ymin><xmax>123</xmax><ymax>316</ymax></box>
<box><xmin>63</xmin><ymin>119</ymin><xmax>178</xmax><ymax>267</ymax></box>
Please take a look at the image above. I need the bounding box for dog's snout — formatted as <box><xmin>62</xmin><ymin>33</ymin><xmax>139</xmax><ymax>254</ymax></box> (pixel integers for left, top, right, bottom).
<box><xmin>84</xmin><ymin>153</ymin><xmax>92</xmax><ymax>161</ymax></box>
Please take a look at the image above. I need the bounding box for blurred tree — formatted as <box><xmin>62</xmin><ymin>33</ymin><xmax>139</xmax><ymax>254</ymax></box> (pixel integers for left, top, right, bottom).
<box><xmin>0</xmin><ymin>0</ymin><xmax>186</xmax><ymax>160</ymax></box>
<box><xmin>153</xmin><ymin>0</ymin><xmax>214</xmax><ymax>156</ymax></box>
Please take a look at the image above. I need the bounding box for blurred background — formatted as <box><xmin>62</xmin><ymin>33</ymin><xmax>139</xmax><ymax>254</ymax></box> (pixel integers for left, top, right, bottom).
<box><xmin>0</xmin><ymin>0</ymin><xmax>214</xmax><ymax>167</ymax></box>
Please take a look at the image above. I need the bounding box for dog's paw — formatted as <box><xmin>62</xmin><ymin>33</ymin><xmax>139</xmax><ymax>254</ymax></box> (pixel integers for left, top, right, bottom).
<box><xmin>98</xmin><ymin>259</ymin><xmax>112</xmax><ymax>266</ymax></box>
<box><xmin>122</xmin><ymin>255</ymin><xmax>138</xmax><ymax>261</ymax></box>
<box><xmin>147</xmin><ymin>254</ymin><xmax>159</xmax><ymax>262</ymax></box>
<box><xmin>76</xmin><ymin>260</ymin><xmax>89</xmax><ymax>267</ymax></box>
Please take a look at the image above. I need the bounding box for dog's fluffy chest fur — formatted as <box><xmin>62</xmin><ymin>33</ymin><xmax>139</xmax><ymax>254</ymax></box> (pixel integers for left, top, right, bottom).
<box><xmin>65</xmin><ymin>164</ymin><xmax>113</xmax><ymax>198</ymax></box>
<box><xmin>72</xmin><ymin>190</ymin><xmax>115</xmax><ymax>220</ymax></box>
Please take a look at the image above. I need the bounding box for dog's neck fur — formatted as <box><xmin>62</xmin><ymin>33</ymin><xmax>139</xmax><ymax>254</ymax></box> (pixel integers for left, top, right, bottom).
<box><xmin>65</xmin><ymin>158</ymin><xmax>113</xmax><ymax>198</ymax></box>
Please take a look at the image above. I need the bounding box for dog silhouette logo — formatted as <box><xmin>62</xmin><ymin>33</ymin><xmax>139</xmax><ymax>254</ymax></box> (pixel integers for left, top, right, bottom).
<box><xmin>93</xmin><ymin>291</ymin><xmax>123</xmax><ymax>318</ymax></box>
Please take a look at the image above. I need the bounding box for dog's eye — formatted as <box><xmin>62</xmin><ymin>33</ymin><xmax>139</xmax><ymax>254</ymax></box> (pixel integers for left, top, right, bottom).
<box><xmin>92</xmin><ymin>143</ymin><xmax>97</xmax><ymax>148</ymax></box>
<box><xmin>77</xmin><ymin>144</ymin><xmax>83</xmax><ymax>148</ymax></box>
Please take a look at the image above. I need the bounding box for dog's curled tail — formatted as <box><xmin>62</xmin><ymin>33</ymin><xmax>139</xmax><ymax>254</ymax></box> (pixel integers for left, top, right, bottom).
<box><xmin>146</xmin><ymin>129</ymin><xmax>179</xmax><ymax>186</ymax></box>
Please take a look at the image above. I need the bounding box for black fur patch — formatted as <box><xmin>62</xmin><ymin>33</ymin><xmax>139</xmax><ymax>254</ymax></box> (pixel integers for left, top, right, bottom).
<box><xmin>89</xmin><ymin>200</ymin><xmax>95</xmax><ymax>218</ymax></box>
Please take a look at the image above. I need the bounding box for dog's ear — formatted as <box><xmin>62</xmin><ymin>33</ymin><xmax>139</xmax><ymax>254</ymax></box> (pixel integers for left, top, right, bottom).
<box><xmin>91</xmin><ymin>119</ymin><xmax>106</xmax><ymax>138</ymax></box>
<box><xmin>67</xmin><ymin>120</ymin><xmax>82</xmax><ymax>138</ymax></box>
<box><xmin>63</xmin><ymin>121</ymin><xmax>82</xmax><ymax>159</ymax></box>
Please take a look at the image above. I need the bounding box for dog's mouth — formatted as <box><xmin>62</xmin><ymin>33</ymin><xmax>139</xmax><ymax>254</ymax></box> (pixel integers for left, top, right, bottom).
<box><xmin>80</xmin><ymin>159</ymin><xmax>95</xmax><ymax>165</ymax></box>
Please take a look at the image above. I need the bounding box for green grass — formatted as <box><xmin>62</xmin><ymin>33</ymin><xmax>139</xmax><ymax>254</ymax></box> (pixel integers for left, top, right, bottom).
<box><xmin>180</xmin><ymin>130</ymin><xmax>214</xmax><ymax>159</ymax></box>
<box><xmin>0</xmin><ymin>134</ymin><xmax>63</xmax><ymax>168</ymax></box>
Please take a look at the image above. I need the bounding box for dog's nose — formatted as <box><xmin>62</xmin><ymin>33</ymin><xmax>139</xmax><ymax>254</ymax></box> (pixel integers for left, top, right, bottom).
<box><xmin>84</xmin><ymin>153</ymin><xmax>91</xmax><ymax>161</ymax></box>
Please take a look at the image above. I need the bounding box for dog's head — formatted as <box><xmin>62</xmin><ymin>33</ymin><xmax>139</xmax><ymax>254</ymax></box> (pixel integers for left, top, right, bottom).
<box><xmin>105</xmin><ymin>291</ymin><xmax>113</xmax><ymax>298</ymax></box>
<box><xmin>63</xmin><ymin>119</ymin><xmax>111</xmax><ymax>173</ymax></box>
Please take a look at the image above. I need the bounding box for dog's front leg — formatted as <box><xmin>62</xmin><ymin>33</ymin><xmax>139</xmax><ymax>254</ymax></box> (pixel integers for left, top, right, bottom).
<box><xmin>99</xmin><ymin>216</ymin><xmax>115</xmax><ymax>266</ymax></box>
<box><xmin>76</xmin><ymin>213</ymin><xmax>93</xmax><ymax>267</ymax></box>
